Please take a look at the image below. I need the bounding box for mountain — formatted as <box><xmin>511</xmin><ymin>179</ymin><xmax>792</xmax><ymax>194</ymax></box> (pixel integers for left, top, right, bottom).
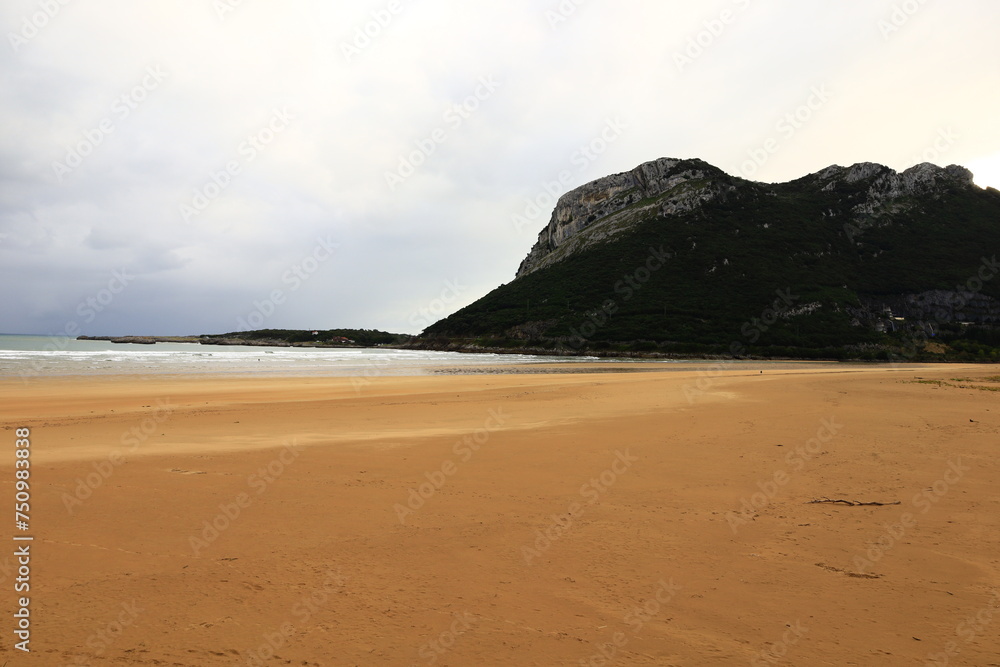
<box><xmin>421</xmin><ymin>157</ymin><xmax>1000</xmax><ymax>360</ymax></box>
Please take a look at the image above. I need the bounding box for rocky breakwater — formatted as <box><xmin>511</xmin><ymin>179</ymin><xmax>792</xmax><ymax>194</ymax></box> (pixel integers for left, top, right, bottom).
<box><xmin>77</xmin><ymin>335</ymin><xmax>199</xmax><ymax>344</ymax></box>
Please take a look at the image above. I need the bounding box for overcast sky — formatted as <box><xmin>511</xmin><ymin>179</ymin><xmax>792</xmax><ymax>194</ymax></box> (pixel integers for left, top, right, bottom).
<box><xmin>2</xmin><ymin>0</ymin><xmax>999</xmax><ymax>336</ymax></box>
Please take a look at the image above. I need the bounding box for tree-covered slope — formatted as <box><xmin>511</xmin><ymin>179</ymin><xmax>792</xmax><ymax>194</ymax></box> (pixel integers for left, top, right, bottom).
<box><xmin>423</xmin><ymin>159</ymin><xmax>1000</xmax><ymax>360</ymax></box>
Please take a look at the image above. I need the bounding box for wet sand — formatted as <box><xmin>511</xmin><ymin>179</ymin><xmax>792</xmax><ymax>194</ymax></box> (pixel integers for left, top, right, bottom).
<box><xmin>2</xmin><ymin>363</ymin><xmax>999</xmax><ymax>665</ymax></box>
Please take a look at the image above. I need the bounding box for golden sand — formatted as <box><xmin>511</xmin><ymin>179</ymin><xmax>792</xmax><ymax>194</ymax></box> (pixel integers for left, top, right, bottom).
<box><xmin>2</xmin><ymin>363</ymin><xmax>999</xmax><ymax>665</ymax></box>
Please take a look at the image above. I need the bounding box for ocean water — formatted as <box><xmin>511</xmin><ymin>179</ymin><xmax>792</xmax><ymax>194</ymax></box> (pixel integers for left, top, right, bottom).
<box><xmin>0</xmin><ymin>334</ymin><xmax>599</xmax><ymax>379</ymax></box>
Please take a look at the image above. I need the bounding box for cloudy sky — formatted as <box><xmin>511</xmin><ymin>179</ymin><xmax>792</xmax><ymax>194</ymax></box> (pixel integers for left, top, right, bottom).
<box><xmin>2</xmin><ymin>0</ymin><xmax>998</xmax><ymax>336</ymax></box>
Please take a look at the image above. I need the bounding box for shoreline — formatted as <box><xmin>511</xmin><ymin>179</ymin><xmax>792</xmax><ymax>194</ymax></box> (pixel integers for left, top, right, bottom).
<box><xmin>66</xmin><ymin>333</ymin><xmax>1000</xmax><ymax>363</ymax></box>
<box><xmin>0</xmin><ymin>359</ymin><xmax>930</xmax><ymax>383</ymax></box>
<box><xmin>75</xmin><ymin>334</ymin><xmax>369</xmax><ymax>349</ymax></box>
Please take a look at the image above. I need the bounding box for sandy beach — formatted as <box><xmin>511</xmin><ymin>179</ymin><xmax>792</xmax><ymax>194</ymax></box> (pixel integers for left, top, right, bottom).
<box><xmin>3</xmin><ymin>363</ymin><xmax>999</xmax><ymax>666</ymax></box>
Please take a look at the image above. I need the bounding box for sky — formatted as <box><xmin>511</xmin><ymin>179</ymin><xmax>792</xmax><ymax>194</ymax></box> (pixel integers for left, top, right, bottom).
<box><xmin>2</xmin><ymin>0</ymin><xmax>999</xmax><ymax>336</ymax></box>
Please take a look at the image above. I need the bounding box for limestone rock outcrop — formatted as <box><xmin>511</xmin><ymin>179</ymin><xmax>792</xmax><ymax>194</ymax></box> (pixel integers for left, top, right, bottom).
<box><xmin>516</xmin><ymin>157</ymin><xmax>979</xmax><ymax>278</ymax></box>
<box><xmin>516</xmin><ymin>158</ymin><xmax>738</xmax><ymax>277</ymax></box>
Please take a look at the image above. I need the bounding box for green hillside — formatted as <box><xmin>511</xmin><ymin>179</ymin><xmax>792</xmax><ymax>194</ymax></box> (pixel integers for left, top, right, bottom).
<box><xmin>423</xmin><ymin>160</ymin><xmax>1000</xmax><ymax>361</ymax></box>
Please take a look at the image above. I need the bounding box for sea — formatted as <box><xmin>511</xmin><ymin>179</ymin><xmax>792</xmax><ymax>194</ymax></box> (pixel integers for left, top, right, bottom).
<box><xmin>0</xmin><ymin>334</ymin><xmax>608</xmax><ymax>379</ymax></box>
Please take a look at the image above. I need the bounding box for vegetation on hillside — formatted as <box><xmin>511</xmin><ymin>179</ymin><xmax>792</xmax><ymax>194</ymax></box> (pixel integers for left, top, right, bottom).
<box><xmin>203</xmin><ymin>329</ymin><xmax>412</xmax><ymax>347</ymax></box>
<box><xmin>423</xmin><ymin>175</ymin><xmax>1000</xmax><ymax>361</ymax></box>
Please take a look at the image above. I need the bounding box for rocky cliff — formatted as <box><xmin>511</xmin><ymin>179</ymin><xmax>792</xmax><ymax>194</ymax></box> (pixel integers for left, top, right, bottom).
<box><xmin>427</xmin><ymin>157</ymin><xmax>1000</xmax><ymax>360</ymax></box>
<box><xmin>517</xmin><ymin>158</ymin><xmax>739</xmax><ymax>277</ymax></box>
<box><xmin>517</xmin><ymin>158</ymin><xmax>979</xmax><ymax>278</ymax></box>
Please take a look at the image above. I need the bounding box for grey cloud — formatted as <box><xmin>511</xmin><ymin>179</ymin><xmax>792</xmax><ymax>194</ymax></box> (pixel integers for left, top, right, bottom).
<box><xmin>1</xmin><ymin>0</ymin><xmax>998</xmax><ymax>335</ymax></box>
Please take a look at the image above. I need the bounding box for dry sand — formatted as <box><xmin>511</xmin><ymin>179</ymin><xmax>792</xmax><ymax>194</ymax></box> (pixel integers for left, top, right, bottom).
<box><xmin>2</xmin><ymin>363</ymin><xmax>999</xmax><ymax>665</ymax></box>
